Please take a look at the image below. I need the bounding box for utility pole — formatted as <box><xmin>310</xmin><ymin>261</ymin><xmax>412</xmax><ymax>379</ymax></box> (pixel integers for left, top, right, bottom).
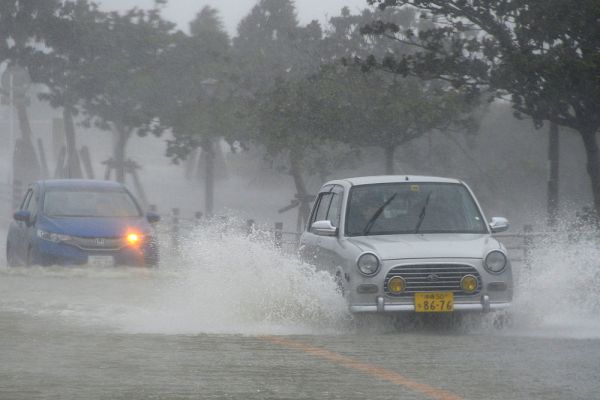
<box><xmin>200</xmin><ymin>78</ymin><xmax>219</xmax><ymax>218</ymax></box>
<box><xmin>547</xmin><ymin>122</ymin><xmax>559</xmax><ymax>228</ymax></box>
<box><xmin>8</xmin><ymin>73</ymin><xmax>14</xmax><ymax>184</ymax></box>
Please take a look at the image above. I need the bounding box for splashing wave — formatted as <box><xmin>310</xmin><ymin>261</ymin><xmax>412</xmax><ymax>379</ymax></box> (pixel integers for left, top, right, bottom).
<box><xmin>0</xmin><ymin>222</ymin><xmax>350</xmax><ymax>335</ymax></box>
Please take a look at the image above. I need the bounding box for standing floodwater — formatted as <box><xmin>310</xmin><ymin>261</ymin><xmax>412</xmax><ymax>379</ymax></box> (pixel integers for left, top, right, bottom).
<box><xmin>2</xmin><ymin>223</ymin><xmax>600</xmax><ymax>337</ymax></box>
<box><xmin>1</xmin><ymin>224</ymin><xmax>599</xmax><ymax>399</ymax></box>
<box><xmin>509</xmin><ymin>233</ymin><xmax>600</xmax><ymax>339</ymax></box>
<box><xmin>0</xmin><ymin>223</ymin><xmax>350</xmax><ymax>336</ymax></box>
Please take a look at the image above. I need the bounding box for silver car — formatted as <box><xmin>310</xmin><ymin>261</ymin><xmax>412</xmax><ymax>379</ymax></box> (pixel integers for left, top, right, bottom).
<box><xmin>300</xmin><ymin>176</ymin><xmax>512</xmax><ymax>314</ymax></box>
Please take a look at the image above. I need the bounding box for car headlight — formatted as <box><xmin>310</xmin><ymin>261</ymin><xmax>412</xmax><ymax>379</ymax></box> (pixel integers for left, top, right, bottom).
<box><xmin>357</xmin><ymin>252</ymin><xmax>380</xmax><ymax>276</ymax></box>
<box><xmin>37</xmin><ymin>229</ymin><xmax>72</xmax><ymax>243</ymax></box>
<box><xmin>125</xmin><ymin>232</ymin><xmax>142</xmax><ymax>246</ymax></box>
<box><xmin>484</xmin><ymin>250</ymin><xmax>507</xmax><ymax>274</ymax></box>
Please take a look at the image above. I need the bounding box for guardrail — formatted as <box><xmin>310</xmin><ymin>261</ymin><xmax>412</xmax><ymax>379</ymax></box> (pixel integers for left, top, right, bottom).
<box><xmin>153</xmin><ymin>208</ymin><xmax>576</xmax><ymax>262</ymax></box>
<box><xmin>148</xmin><ymin>206</ymin><xmax>301</xmax><ymax>254</ymax></box>
<box><xmin>494</xmin><ymin>225</ymin><xmax>600</xmax><ymax>270</ymax></box>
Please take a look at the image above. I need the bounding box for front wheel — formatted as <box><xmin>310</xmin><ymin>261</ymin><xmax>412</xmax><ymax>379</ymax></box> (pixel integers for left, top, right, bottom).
<box><xmin>26</xmin><ymin>247</ymin><xmax>36</xmax><ymax>267</ymax></box>
<box><xmin>6</xmin><ymin>242</ymin><xmax>19</xmax><ymax>267</ymax></box>
<box><xmin>144</xmin><ymin>251</ymin><xmax>160</xmax><ymax>268</ymax></box>
<box><xmin>144</xmin><ymin>241</ymin><xmax>159</xmax><ymax>268</ymax></box>
<box><xmin>334</xmin><ymin>272</ymin><xmax>344</xmax><ymax>296</ymax></box>
<box><xmin>492</xmin><ymin>311</ymin><xmax>513</xmax><ymax>330</ymax></box>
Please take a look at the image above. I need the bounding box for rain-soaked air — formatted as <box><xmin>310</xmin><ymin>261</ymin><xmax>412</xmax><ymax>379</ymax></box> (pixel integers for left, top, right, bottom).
<box><xmin>1</xmin><ymin>1</ymin><xmax>599</xmax><ymax>399</ymax></box>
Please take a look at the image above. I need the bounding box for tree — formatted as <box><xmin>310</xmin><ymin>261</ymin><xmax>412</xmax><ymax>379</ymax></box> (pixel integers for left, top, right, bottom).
<box><xmin>257</xmin><ymin>72</ymin><xmax>343</xmax><ymax>229</ymax></box>
<box><xmin>234</xmin><ymin>0</ymin><xmax>329</xmax><ymax>227</ymax></box>
<box><xmin>364</xmin><ymin>0</ymin><xmax>600</xmax><ymax>220</ymax></box>
<box><xmin>0</xmin><ymin>1</ymin><xmax>66</xmax><ymax>63</ymax></box>
<box><xmin>73</xmin><ymin>6</ymin><xmax>175</xmax><ymax>183</ymax></box>
<box><xmin>0</xmin><ymin>0</ymin><xmax>69</xmax><ymax>184</ymax></box>
<box><xmin>148</xmin><ymin>6</ymin><xmax>235</xmax><ymax>216</ymax></box>
<box><xmin>29</xmin><ymin>1</ymin><xmax>108</xmax><ymax>179</ymax></box>
<box><xmin>335</xmin><ymin>66</ymin><xmax>478</xmax><ymax>174</ymax></box>
<box><xmin>322</xmin><ymin>7</ymin><xmax>480</xmax><ymax>174</ymax></box>
<box><xmin>323</xmin><ymin>6</ymin><xmax>421</xmax><ymax>62</ymax></box>
<box><xmin>233</xmin><ymin>0</ymin><xmax>323</xmax><ymax>95</ymax></box>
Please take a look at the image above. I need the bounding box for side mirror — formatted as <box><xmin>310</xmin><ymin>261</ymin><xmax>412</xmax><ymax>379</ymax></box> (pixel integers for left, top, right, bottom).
<box><xmin>311</xmin><ymin>220</ymin><xmax>338</xmax><ymax>236</ymax></box>
<box><xmin>146</xmin><ymin>212</ymin><xmax>160</xmax><ymax>224</ymax></box>
<box><xmin>13</xmin><ymin>210</ymin><xmax>31</xmax><ymax>224</ymax></box>
<box><xmin>489</xmin><ymin>217</ymin><xmax>509</xmax><ymax>233</ymax></box>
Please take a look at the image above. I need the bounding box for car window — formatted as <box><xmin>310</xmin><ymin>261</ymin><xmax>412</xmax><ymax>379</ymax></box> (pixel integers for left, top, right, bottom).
<box><xmin>312</xmin><ymin>193</ymin><xmax>333</xmax><ymax>224</ymax></box>
<box><xmin>327</xmin><ymin>189</ymin><xmax>343</xmax><ymax>228</ymax></box>
<box><xmin>43</xmin><ymin>189</ymin><xmax>142</xmax><ymax>217</ymax></box>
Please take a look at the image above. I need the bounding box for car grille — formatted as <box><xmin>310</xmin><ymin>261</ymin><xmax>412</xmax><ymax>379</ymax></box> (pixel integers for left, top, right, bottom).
<box><xmin>384</xmin><ymin>264</ymin><xmax>482</xmax><ymax>297</ymax></box>
<box><xmin>68</xmin><ymin>236</ymin><xmax>123</xmax><ymax>251</ymax></box>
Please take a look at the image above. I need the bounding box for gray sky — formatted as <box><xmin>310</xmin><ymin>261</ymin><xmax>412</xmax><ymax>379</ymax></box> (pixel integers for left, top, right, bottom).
<box><xmin>98</xmin><ymin>0</ymin><xmax>371</xmax><ymax>35</ymax></box>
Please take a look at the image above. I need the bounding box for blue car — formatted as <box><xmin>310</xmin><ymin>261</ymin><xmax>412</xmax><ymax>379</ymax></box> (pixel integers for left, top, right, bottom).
<box><xmin>6</xmin><ymin>179</ymin><xmax>160</xmax><ymax>267</ymax></box>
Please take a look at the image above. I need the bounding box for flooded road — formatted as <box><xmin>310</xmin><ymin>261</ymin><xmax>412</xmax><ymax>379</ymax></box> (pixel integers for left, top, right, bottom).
<box><xmin>1</xmin><ymin>227</ymin><xmax>599</xmax><ymax>400</ymax></box>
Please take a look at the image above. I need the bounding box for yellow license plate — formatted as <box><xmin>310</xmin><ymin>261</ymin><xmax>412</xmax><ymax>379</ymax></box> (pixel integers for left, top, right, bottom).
<box><xmin>415</xmin><ymin>292</ymin><xmax>454</xmax><ymax>313</ymax></box>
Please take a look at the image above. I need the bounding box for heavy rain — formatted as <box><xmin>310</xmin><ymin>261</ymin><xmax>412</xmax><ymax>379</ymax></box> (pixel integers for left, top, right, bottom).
<box><xmin>1</xmin><ymin>1</ymin><xmax>599</xmax><ymax>399</ymax></box>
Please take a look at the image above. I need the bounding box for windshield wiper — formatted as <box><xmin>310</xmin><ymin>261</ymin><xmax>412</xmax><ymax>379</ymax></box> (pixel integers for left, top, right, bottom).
<box><xmin>414</xmin><ymin>191</ymin><xmax>432</xmax><ymax>234</ymax></box>
<box><xmin>363</xmin><ymin>193</ymin><xmax>397</xmax><ymax>235</ymax></box>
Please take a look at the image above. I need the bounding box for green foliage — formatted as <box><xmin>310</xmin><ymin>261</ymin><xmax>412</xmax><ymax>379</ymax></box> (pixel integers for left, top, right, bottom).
<box><xmin>0</xmin><ymin>0</ymin><xmax>66</xmax><ymax>66</ymax></box>
<box><xmin>74</xmin><ymin>6</ymin><xmax>175</xmax><ymax>133</ymax></box>
<box><xmin>145</xmin><ymin>6</ymin><xmax>248</xmax><ymax>162</ymax></box>
<box><xmin>233</xmin><ymin>0</ymin><xmax>323</xmax><ymax>94</ymax></box>
<box><xmin>324</xmin><ymin>6</ymin><xmax>422</xmax><ymax>62</ymax></box>
<box><xmin>28</xmin><ymin>1</ymin><xmax>104</xmax><ymax>113</ymax></box>
<box><xmin>334</xmin><ymin>66</ymin><xmax>478</xmax><ymax>149</ymax></box>
<box><xmin>255</xmin><ymin>4</ymin><xmax>481</xmax><ymax>175</ymax></box>
<box><xmin>365</xmin><ymin>0</ymin><xmax>600</xmax><ymax>217</ymax></box>
<box><xmin>365</xmin><ymin>0</ymin><xmax>600</xmax><ymax>133</ymax></box>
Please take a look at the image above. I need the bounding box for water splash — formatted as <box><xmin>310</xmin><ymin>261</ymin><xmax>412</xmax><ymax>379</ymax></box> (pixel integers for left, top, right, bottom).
<box><xmin>119</xmin><ymin>221</ymin><xmax>350</xmax><ymax>335</ymax></box>
<box><xmin>508</xmin><ymin>231</ymin><xmax>600</xmax><ymax>339</ymax></box>
<box><xmin>0</xmin><ymin>221</ymin><xmax>350</xmax><ymax>335</ymax></box>
<box><xmin>3</xmin><ymin>222</ymin><xmax>599</xmax><ymax>338</ymax></box>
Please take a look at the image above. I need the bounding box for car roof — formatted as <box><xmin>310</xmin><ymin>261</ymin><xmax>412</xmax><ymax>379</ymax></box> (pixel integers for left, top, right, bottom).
<box><xmin>324</xmin><ymin>175</ymin><xmax>463</xmax><ymax>187</ymax></box>
<box><xmin>37</xmin><ymin>179</ymin><xmax>126</xmax><ymax>191</ymax></box>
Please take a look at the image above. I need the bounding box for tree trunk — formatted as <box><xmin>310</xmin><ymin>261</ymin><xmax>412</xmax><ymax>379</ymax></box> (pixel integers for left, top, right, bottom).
<box><xmin>202</xmin><ymin>138</ymin><xmax>215</xmax><ymax>217</ymax></box>
<box><xmin>14</xmin><ymin>102</ymin><xmax>41</xmax><ymax>184</ymax></box>
<box><xmin>384</xmin><ymin>145</ymin><xmax>396</xmax><ymax>175</ymax></box>
<box><xmin>114</xmin><ymin>125</ymin><xmax>131</xmax><ymax>184</ymax></box>
<box><xmin>185</xmin><ymin>148</ymin><xmax>198</xmax><ymax>180</ymax></box>
<box><xmin>290</xmin><ymin>149</ymin><xmax>310</xmax><ymax>232</ymax></box>
<box><xmin>16</xmin><ymin>102</ymin><xmax>34</xmax><ymax>146</ymax></box>
<box><xmin>580</xmin><ymin>128</ymin><xmax>600</xmax><ymax>225</ymax></box>
<box><xmin>547</xmin><ymin>122</ymin><xmax>559</xmax><ymax>228</ymax></box>
<box><xmin>63</xmin><ymin>108</ymin><xmax>83</xmax><ymax>179</ymax></box>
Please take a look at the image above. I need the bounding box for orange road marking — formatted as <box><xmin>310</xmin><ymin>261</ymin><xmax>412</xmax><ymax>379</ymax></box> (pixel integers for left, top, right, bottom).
<box><xmin>263</xmin><ymin>336</ymin><xmax>464</xmax><ymax>400</ymax></box>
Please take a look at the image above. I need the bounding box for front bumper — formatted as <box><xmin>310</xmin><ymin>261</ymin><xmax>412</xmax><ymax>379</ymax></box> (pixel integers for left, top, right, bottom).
<box><xmin>350</xmin><ymin>294</ymin><xmax>510</xmax><ymax>313</ymax></box>
<box><xmin>33</xmin><ymin>237</ymin><xmax>156</xmax><ymax>267</ymax></box>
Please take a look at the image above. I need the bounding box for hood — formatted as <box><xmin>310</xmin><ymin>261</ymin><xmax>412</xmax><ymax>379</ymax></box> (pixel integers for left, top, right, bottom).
<box><xmin>347</xmin><ymin>234</ymin><xmax>498</xmax><ymax>260</ymax></box>
<box><xmin>38</xmin><ymin>215</ymin><xmax>150</xmax><ymax>238</ymax></box>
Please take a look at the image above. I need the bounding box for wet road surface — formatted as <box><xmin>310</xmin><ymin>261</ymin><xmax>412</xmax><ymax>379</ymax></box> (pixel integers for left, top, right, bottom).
<box><xmin>1</xmin><ymin>309</ymin><xmax>599</xmax><ymax>400</ymax></box>
<box><xmin>1</xmin><ymin>228</ymin><xmax>599</xmax><ymax>400</ymax></box>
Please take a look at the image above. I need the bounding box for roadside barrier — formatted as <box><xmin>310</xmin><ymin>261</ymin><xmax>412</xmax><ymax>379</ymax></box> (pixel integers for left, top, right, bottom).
<box><xmin>152</xmin><ymin>207</ymin><xmax>596</xmax><ymax>265</ymax></box>
<box><xmin>149</xmin><ymin>205</ymin><xmax>300</xmax><ymax>254</ymax></box>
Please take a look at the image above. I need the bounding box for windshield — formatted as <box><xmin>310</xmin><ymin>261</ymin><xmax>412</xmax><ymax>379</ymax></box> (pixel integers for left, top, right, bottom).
<box><xmin>43</xmin><ymin>189</ymin><xmax>142</xmax><ymax>218</ymax></box>
<box><xmin>345</xmin><ymin>183</ymin><xmax>487</xmax><ymax>236</ymax></box>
